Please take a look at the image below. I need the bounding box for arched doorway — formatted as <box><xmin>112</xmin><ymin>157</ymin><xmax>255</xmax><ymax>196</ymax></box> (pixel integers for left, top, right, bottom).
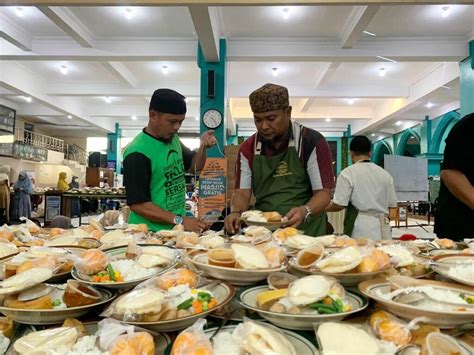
<box><xmin>372</xmin><ymin>141</ymin><xmax>392</xmax><ymax>168</ymax></box>
<box><xmin>396</xmin><ymin>128</ymin><xmax>421</xmax><ymax>157</ymax></box>
<box><xmin>431</xmin><ymin>111</ymin><xmax>461</xmax><ymax>154</ymax></box>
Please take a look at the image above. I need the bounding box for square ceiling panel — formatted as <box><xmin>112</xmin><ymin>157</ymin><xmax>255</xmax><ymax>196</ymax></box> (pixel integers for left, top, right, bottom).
<box><xmin>120</xmin><ymin>61</ymin><xmax>200</xmax><ymax>84</ymax></box>
<box><xmin>17</xmin><ymin>61</ymin><xmax>120</xmax><ymax>83</ymax></box>
<box><xmin>0</xmin><ymin>7</ymin><xmax>68</xmax><ymax>38</ymax></box>
<box><xmin>68</xmin><ymin>7</ymin><xmax>195</xmax><ymax>39</ymax></box>
<box><xmin>327</xmin><ymin>62</ymin><xmax>441</xmax><ymax>86</ymax></box>
<box><xmin>366</xmin><ymin>5</ymin><xmax>474</xmax><ymax>38</ymax></box>
<box><xmin>220</xmin><ymin>6</ymin><xmax>353</xmax><ymax>39</ymax></box>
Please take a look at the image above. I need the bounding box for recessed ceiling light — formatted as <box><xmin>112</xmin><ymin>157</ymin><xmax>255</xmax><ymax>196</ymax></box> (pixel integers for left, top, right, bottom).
<box><xmin>131</xmin><ymin>115</ymin><xmax>137</xmax><ymax>121</ymax></box>
<box><xmin>325</xmin><ymin>118</ymin><xmax>331</xmax><ymax>122</ymax></box>
<box><xmin>371</xmin><ymin>133</ymin><xmax>375</xmax><ymax>137</ymax></box>
<box><xmin>272</xmin><ymin>67</ymin><xmax>278</xmax><ymax>77</ymax></box>
<box><xmin>378</xmin><ymin>67</ymin><xmax>386</xmax><ymax>77</ymax></box>
<box><xmin>124</xmin><ymin>7</ymin><xmax>133</xmax><ymax>20</ymax></box>
<box><xmin>282</xmin><ymin>7</ymin><xmax>290</xmax><ymax>20</ymax></box>
<box><xmin>23</xmin><ymin>96</ymin><xmax>32</xmax><ymax>103</ymax></box>
<box><xmin>363</xmin><ymin>30</ymin><xmax>376</xmax><ymax>36</ymax></box>
<box><xmin>425</xmin><ymin>102</ymin><xmax>434</xmax><ymax>108</ymax></box>
<box><xmin>104</xmin><ymin>96</ymin><xmax>112</xmax><ymax>104</ymax></box>
<box><xmin>376</xmin><ymin>56</ymin><xmax>398</xmax><ymax>63</ymax></box>
<box><xmin>67</xmin><ymin>115</ymin><xmax>72</xmax><ymax>119</ymax></box>
<box><xmin>395</xmin><ymin>121</ymin><xmax>402</xmax><ymax>126</ymax></box>
<box><xmin>441</xmin><ymin>6</ymin><xmax>450</xmax><ymax>18</ymax></box>
<box><xmin>15</xmin><ymin>7</ymin><xmax>23</xmax><ymax>17</ymax></box>
<box><xmin>195</xmin><ymin>116</ymin><xmax>199</xmax><ymax>121</ymax></box>
<box><xmin>60</xmin><ymin>65</ymin><xmax>68</xmax><ymax>75</ymax></box>
<box><xmin>347</xmin><ymin>98</ymin><xmax>355</xmax><ymax>105</ymax></box>
<box><xmin>162</xmin><ymin>65</ymin><xmax>169</xmax><ymax>75</ymax></box>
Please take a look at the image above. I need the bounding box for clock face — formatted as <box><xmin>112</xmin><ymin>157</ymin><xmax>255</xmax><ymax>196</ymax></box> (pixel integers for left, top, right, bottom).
<box><xmin>202</xmin><ymin>109</ymin><xmax>222</xmax><ymax>129</ymax></box>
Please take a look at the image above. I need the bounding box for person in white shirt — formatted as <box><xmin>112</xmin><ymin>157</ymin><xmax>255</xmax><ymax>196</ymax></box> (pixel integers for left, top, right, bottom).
<box><xmin>326</xmin><ymin>135</ymin><xmax>398</xmax><ymax>240</ymax></box>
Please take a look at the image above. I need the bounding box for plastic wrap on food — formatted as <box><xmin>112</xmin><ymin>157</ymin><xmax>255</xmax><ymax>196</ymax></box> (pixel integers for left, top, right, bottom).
<box><xmin>233</xmin><ymin>319</ymin><xmax>297</xmax><ymax>355</ymax></box>
<box><xmin>171</xmin><ymin>319</ymin><xmax>212</xmax><ymax>355</ymax></box>
<box><xmin>368</xmin><ymin>310</ymin><xmax>411</xmax><ymax>347</ymax></box>
<box><xmin>73</xmin><ymin>249</ymin><xmax>109</xmax><ymax>276</ymax></box>
<box><xmin>0</xmin><ymin>226</ymin><xmax>14</xmax><ymax>242</ymax></box>
<box><xmin>137</xmin><ymin>268</ymin><xmax>198</xmax><ymax>291</ymax></box>
<box><xmin>315</xmin><ymin>246</ymin><xmax>363</xmax><ymax>273</ymax></box>
<box><xmin>19</xmin><ymin>217</ymin><xmax>42</xmax><ymax>236</ymax></box>
<box><xmin>13</xmin><ymin>327</ymin><xmax>79</xmax><ymax>354</ymax></box>
<box><xmin>176</xmin><ymin>233</ymin><xmax>200</xmax><ymax>248</ymax></box>
<box><xmin>357</xmin><ymin>247</ymin><xmax>391</xmax><ymax>273</ymax></box>
<box><xmin>101</xmin><ymin>287</ymin><xmax>166</xmax><ymax>322</ymax></box>
<box><xmin>260</xmin><ymin>242</ymin><xmax>286</xmax><ymax>268</ymax></box>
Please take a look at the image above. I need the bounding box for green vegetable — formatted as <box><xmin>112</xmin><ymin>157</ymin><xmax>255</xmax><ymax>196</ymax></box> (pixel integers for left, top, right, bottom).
<box><xmin>197</xmin><ymin>292</ymin><xmax>211</xmax><ymax>302</ymax></box>
<box><xmin>309</xmin><ymin>298</ymin><xmax>345</xmax><ymax>314</ymax></box>
<box><xmin>333</xmin><ymin>298</ymin><xmax>344</xmax><ymax>313</ymax></box>
<box><xmin>177</xmin><ymin>297</ymin><xmax>194</xmax><ymax>310</ymax></box>
<box><xmin>106</xmin><ymin>264</ymin><xmax>116</xmax><ymax>282</ymax></box>
<box><xmin>202</xmin><ymin>301</ymin><xmax>208</xmax><ymax>312</ymax></box>
<box><xmin>52</xmin><ymin>299</ymin><xmax>61</xmax><ymax>307</ymax></box>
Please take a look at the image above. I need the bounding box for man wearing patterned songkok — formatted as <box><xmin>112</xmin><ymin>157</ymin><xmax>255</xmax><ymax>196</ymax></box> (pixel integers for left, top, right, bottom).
<box><xmin>225</xmin><ymin>83</ymin><xmax>335</xmax><ymax>236</ymax></box>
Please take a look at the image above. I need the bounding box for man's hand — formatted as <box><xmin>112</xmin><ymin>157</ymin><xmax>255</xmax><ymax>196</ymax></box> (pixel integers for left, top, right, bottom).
<box><xmin>182</xmin><ymin>216</ymin><xmax>210</xmax><ymax>233</ymax></box>
<box><xmin>284</xmin><ymin>206</ymin><xmax>307</xmax><ymax>228</ymax></box>
<box><xmin>224</xmin><ymin>212</ymin><xmax>242</xmax><ymax>235</ymax></box>
<box><xmin>201</xmin><ymin>131</ymin><xmax>217</xmax><ymax>149</ymax></box>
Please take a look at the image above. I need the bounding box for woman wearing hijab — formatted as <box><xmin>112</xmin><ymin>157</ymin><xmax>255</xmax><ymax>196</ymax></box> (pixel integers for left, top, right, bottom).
<box><xmin>0</xmin><ymin>173</ymin><xmax>10</xmax><ymax>222</ymax></box>
<box><xmin>57</xmin><ymin>172</ymin><xmax>69</xmax><ymax>192</ymax></box>
<box><xmin>69</xmin><ymin>176</ymin><xmax>79</xmax><ymax>190</ymax></box>
<box><xmin>13</xmin><ymin>171</ymin><xmax>33</xmax><ymax>220</ymax></box>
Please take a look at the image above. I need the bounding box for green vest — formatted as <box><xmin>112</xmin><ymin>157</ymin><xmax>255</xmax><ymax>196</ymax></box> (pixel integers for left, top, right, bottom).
<box><xmin>123</xmin><ymin>132</ymin><xmax>186</xmax><ymax>232</ymax></box>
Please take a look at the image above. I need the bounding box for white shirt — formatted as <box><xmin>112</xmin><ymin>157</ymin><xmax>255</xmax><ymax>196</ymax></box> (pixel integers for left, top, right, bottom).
<box><xmin>333</xmin><ymin>161</ymin><xmax>398</xmax><ymax>214</ymax></box>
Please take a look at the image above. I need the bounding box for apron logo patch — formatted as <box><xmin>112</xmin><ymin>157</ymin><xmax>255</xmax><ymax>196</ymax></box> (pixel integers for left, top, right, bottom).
<box><xmin>273</xmin><ymin>161</ymin><xmax>293</xmax><ymax>178</ymax></box>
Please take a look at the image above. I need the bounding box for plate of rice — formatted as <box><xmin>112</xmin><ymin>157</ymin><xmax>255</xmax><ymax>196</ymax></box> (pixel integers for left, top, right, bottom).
<box><xmin>432</xmin><ymin>254</ymin><xmax>474</xmax><ymax>286</ymax></box>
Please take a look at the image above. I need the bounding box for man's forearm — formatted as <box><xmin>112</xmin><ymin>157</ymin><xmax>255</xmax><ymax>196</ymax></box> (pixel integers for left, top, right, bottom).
<box><xmin>188</xmin><ymin>146</ymin><xmax>206</xmax><ymax>173</ymax></box>
<box><xmin>231</xmin><ymin>190</ymin><xmax>251</xmax><ymax>212</ymax></box>
<box><xmin>130</xmin><ymin>202</ymin><xmax>176</xmax><ymax>224</ymax></box>
<box><xmin>325</xmin><ymin>201</ymin><xmax>346</xmax><ymax>212</ymax></box>
<box><xmin>441</xmin><ymin>169</ymin><xmax>474</xmax><ymax>209</ymax></box>
<box><xmin>306</xmin><ymin>189</ymin><xmax>332</xmax><ymax>215</ymax></box>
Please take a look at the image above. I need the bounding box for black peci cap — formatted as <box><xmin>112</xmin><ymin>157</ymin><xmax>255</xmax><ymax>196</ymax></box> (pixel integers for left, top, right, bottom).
<box><xmin>149</xmin><ymin>88</ymin><xmax>187</xmax><ymax>115</ymax></box>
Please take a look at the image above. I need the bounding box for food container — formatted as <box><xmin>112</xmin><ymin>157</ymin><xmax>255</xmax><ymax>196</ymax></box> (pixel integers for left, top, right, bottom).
<box><xmin>207</xmin><ymin>249</ymin><xmax>235</xmax><ymax>268</ymax></box>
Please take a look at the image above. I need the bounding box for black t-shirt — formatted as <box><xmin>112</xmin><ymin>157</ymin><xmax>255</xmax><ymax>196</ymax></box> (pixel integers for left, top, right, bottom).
<box><xmin>434</xmin><ymin>114</ymin><xmax>474</xmax><ymax>240</ymax></box>
<box><xmin>123</xmin><ymin>131</ymin><xmax>196</xmax><ymax>205</ymax></box>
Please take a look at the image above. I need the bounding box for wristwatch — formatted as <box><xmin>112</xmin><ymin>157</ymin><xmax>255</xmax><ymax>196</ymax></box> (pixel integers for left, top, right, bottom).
<box><xmin>303</xmin><ymin>206</ymin><xmax>312</xmax><ymax>223</ymax></box>
<box><xmin>173</xmin><ymin>214</ymin><xmax>183</xmax><ymax>225</ymax></box>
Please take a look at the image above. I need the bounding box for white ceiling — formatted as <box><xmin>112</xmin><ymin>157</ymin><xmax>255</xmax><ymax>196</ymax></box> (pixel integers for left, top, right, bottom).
<box><xmin>0</xmin><ymin>3</ymin><xmax>472</xmax><ymax>140</ymax></box>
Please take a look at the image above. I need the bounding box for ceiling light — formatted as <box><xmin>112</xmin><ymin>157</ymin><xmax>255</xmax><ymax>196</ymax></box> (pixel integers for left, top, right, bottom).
<box><xmin>124</xmin><ymin>7</ymin><xmax>133</xmax><ymax>20</ymax></box>
<box><xmin>23</xmin><ymin>96</ymin><xmax>32</xmax><ymax>103</ymax></box>
<box><xmin>441</xmin><ymin>6</ymin><xmax>450</xmax><ymax>18</ymax></box>
<box><xmin>282</xmin><ymin>7</ymin><xmax>290</xmax><ymax>20</ymax></box>
<box><xmin>395</xmin><ymin>121</ymin><xmax>402</xmax><ymax>126</ymax></box>
<box><xmin>376</xmin><ymin>56</ymin><xmax>398</xmax><ymax>63</ymax></box>
<box><xmin>371</xmin><ymin>133</ymin><xmax>375</xmax><ymax>137</ymax></box>
<box><xmin>441</xmin><ymin>85</ymin><xmax>451</xmax><ymax>90</ymax></box>
<box><xmin>15</xmin><ymin>7</ymin><xmax>23</xmax><ymax>17</ymax></box>
<box><xmin>131</xmin><ymin>115</ymin><xmax>137</xmax><ymax>121</ymax></box>
<box><xmin>272</xmin><ymin>67</ymin><xmax>278</xmax><ymax>77</ymax></box>
<box><xmin>325</xmin><ymin>118</ymin><xmax>331</xmax><ymax>122</ymax></box>
<box><xmin>378</xmin><ymin>67</ymin><xmax>386</xmax><ymax>77</ymax></box>
<box><xmin>347</xmin><ymin>98</ymin><xmax>355</xmax><ymax>105</ymax></box>
<box><xmin>363</xmin><ymin>30</ymin><xmax>376</xmax><ymax>36</ymax></box>
<box><xmin>195</xmin><ymin>116</ymin><xmax>199</xmax><ymax>121</ymax></box>
<box><xmin>67</xmin><ymin>115</ymin><xmax>72</xmax><ymax>119</ymax></box>
<box><xmin>425</xmin><ymin>102</ymin><xmax>434</xmax><ymax>109</ymax></box>
<box><xmin>162</xmin><ymin>65</ymin><xmax>169</xmax><ymax>75</ymax></box>
<box><xmin>379</xmin><ymin>135</ymin><xmax>384</xmax><ymax>140</ymax></box>
<box><xmin>60</xmin><ymin>65</ymin><xmax>68</xmax><ymax>75</ymax></box>
<box><xmin>104</xmin><ymin>96</ymin><xmax>111</xmax><ymax>104</ymax></box>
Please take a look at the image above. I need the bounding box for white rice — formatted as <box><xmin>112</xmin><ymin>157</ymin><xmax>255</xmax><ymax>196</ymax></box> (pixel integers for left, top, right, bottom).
<box><xmin>50</xmin><ymin>336</ymin><xmax>108</xmax><ymax>355</ymax></box>
<box><xmin>110</xmin><ymin>259</ymin><xmax>159</xmax><ymax>281</ymax></box>
<box><xmin>448</xmin><ymin>264</ymin><xmax>474</xmax><ymax>283</ymax></box>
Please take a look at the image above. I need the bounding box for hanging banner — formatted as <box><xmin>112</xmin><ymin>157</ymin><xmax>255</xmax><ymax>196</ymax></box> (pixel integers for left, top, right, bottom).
<box><xmin>197</xmin><ymin>158</ymin><xmax>227</xmax><ymax>222</ymax></box>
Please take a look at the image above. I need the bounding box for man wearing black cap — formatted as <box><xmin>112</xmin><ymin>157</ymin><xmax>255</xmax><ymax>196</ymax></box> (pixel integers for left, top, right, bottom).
<box><xmin>123</xmin><ymin>89</ymin><xmax>216</xmax><ymax>233</ymax></box>
<box><xmin>326</xmin><ymin>135</ymin><xmax>397</xmax><ymax>240</ymax></box>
